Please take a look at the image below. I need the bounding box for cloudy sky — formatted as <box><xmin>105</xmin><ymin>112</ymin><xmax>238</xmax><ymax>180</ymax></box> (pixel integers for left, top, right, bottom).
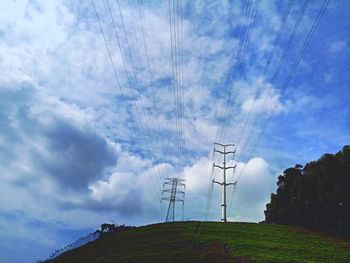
<box><xmin>0</xmin><ymin>0</ymin><xmax>349</xmax><ymax>262</ymax></box>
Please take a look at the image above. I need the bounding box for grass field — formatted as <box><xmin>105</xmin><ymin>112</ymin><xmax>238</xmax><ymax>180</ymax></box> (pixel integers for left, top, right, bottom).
<box><xmin>49</xmin><ymin>222</ymin><xmax>350</xmax><ymax>263</ymax></box>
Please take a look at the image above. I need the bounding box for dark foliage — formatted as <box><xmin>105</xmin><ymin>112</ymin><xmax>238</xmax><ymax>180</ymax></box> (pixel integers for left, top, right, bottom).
<box><xmin>265</xmin><ymin>145</ymin><xmax>350</xmax><ymax>235</ymax></box>
<box><xmin>39</xmin><ymin>223</ymin><xmax>135</xmax><ymax>262</ymax></box>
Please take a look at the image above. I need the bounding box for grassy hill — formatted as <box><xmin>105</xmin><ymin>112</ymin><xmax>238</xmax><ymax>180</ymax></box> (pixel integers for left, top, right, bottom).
<box><xmin>48</xmin><ymin>221</ymin><xmax>350</xmax><ymax>263</ymax></box>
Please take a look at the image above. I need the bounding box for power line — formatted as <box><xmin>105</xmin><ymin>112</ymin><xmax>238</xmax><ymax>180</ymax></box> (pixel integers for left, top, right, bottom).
<box><xmin>206</xmin><ymin>0</ymin><xmax>257</xmax><ymax>220</ymax></box>
<box><xmin>228</xmin><ymin>0</ymin><xmax>330</xmax><ymax>217</ymax></box>
<box><xmin>124</xmin><ymin>0</ymin><xmax>173</xmax><ymax>185</ymax></box>
<box><xmin>214</xmin><ymin>0</ymin><xmax>252</xmax><ymax>145</ymax></box>
<box><xmin>105</xmin><ymin>0</ymin><xmax>164</xmax><ymax>191</ymax></box>
<box><xmin>177</xmin><ymin>0</ymin><xmax>185</xmax><ymax>176</ymax></box>
<box><xmin>134</xmin><ymin>0</ymin><xmax>179</xmax><ymax>190</ymax></box>
<box><xmin>233</xmin><ymin>0</ymin><xmax>294</xmax><ymax>154</ymax></box>
<box><xmin>233</xmin><ymin>0</ymin><xmax>310</xmax><ymax>171</ymax></box>
<box><xmin>173</xmin><ymin>0</ymin><xmax>182</xmax><ymax>173</ymax></box>
<box><xmin>136</xmin><ymin>0</ymin><xmax>170</xmax><ymax>170</ymax></box>
<box><xmin>221</xmin><ymin>0</ymin><xmax>262</xmax><ymax>143</ymax></box>
<box><xmin>176</xmin><ymin>0</ymin><xmax>185</xmax><ymax>176</ymax></box>
<box><xmin>168</xmin><ymin>0</ymin><xmax>184</xmax><ymax>176</ymax></box>
<box><xmin>168</xmin><ymin>0</ymin><xmax>180</xmax><ymax>174</ymax></box>
<box><xmin>218</xmin><ymin>0</ymin><xmax>262</xmax><ymax>145</ymax></box>
<box><xmin>206</xmin><ymin>0</ymin><xmax>260</xmax><ymax>220</ymax></box>
<box><xmin>228</xmin><ymin>0</ymin><xmax>311</xmax><ymax>214</ymax></box>
<box><xmin>271</xmin><ymin>0</ymin><xmax>310</xmax><ymax>82</ymax></box>
<box><xmin>226</xmin><ymin>0</ymin><xmax>296</xmax><ymax>194</ymax></box>
<box><xmin>165</xmin><ymin>0</ymin><xmax>186</xmax><ymax>221</ymax></box>
<box><xmin>91</xmin><ymin>0</ymin><xmax>162</xmax><ymax>200</ymax></box>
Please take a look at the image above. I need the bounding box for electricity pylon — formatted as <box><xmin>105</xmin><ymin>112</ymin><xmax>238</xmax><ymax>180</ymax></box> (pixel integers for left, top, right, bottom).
<box><xmin>161</xmin><ymin>178</ymin><xmax>185</xmax><ymax>222</ymax></box>
<box><xmin>212</xmin><ymin>143</ymin><xmax>236</xmax><ymax>222</ymax></box>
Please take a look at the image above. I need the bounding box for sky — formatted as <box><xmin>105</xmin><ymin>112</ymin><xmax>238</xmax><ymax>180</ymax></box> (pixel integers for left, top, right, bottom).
<box><xmin>0</xmin><ymin>0</ymin><xmax>349</xmax><ymax>262</ymax></box>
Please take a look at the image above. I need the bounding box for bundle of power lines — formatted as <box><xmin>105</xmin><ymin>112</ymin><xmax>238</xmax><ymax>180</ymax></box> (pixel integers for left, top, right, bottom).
<box><xmin>91</xmin><ymin>0</ymin><xmax>329</xmax><ymax>223</ymax></box>
<box><xmin>92</xmin><ymin>0</ymin><xmax>186</xmax><ymax>222</ymax></box>
<box><xmin>207</xmin><ymin>0</ymin><xmax>329</xmax><ymax>221</ymax></box>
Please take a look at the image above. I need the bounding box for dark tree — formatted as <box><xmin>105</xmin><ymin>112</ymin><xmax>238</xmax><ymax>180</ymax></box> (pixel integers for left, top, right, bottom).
<box><xmin>265</xmin><ymin>145</ymin><xmax>350</xmax><ymax>235</ymax></box>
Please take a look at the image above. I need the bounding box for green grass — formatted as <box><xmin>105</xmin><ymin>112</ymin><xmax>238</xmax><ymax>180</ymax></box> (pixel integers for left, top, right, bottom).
<box><xmin>50</xmin><ymin>222</ymin><xmax>350</xmax><ymax>263</ymax></box>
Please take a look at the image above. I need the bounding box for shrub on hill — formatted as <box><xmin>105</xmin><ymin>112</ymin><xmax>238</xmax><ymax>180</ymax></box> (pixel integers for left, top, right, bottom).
<box><xmin>265</xmin><ymin>145</ymin><xmax>350</xmax><ymax>235</ymax></box>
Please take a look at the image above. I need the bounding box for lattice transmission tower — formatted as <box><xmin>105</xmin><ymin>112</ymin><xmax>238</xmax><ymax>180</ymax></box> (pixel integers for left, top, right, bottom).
<box><xmin>161</xmin><ymin>178</ymin><xmax>185</xmax><ymax>222</ymax></box>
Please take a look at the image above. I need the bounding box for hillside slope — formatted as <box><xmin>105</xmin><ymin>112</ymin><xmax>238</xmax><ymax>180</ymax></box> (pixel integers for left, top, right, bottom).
<box><xmin>48</xmin><ymin>222</ymin><xmax>350</xmax><ymax>263</ymax></box>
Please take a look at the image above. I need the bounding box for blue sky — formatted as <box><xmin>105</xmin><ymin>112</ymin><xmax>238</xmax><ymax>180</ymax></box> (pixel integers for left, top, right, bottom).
<box><xmin>0</xmin><ymin>0</ymin><xmax>349</xmax><ymax>262</ymax></box>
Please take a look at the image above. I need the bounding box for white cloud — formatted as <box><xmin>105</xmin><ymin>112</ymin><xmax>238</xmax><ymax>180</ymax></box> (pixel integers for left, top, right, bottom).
<box><xmin>229</xmin><ymin>157</ymin><xmax>276</xmax><ymax>222</ymax></box>
<box><xmin>241</xmin><ymin>90</ymin><xmax>284</xmax><ymax>115</ymax></box>
<box><xmin>3</xmin><ymin>0</ymin><xmax>335</xmax><ymax>261</ymax></box>
<box><xmin>89</xmin><ymin>172</ymin><xmax>134</xmax><ymax>202</ymax></box>
<box><xmin>181</xmin><ymin>156</ymin><xmax>276</xmax><ymax>222</ymax></box>
<box><xmin>184</xmin><ymin>157</ymin><xmax>212</xmax><ymax>192</ymax></box>
<box><xmin>328</xmin><ymin>40</ymin><xmax>347</xmax><ymax>53</ymax></box>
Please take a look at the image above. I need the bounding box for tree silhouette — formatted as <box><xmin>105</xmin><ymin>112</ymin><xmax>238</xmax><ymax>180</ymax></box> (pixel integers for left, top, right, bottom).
<box><xmin>265</xmin><ymin>145</ymin><xmax>350</xmax><ymax>235</ymax></box>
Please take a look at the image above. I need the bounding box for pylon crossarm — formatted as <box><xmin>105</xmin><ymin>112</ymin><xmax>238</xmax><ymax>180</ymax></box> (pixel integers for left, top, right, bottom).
<box><xmin>214</xmin><ymin>149</ymin><xmax>225</xmax><ymax>154</ymax></box>
<box><xmin>224</xmin><ymin>166</ymin><xmax>236</xmax><ymax>170</ymax></box>
<box><xmin>213</xmin><ymin>180</ymin><xmax>223</xmax><ymax>185</ymax></box>
<box><xmin>225</xmin><ymin>182</ymin><xmax>237</xmax><ymax>186</ymax></box>
<box><xmin>214</xmin><ymin>143</ymin><xmax>235</xmax><ymax>147</ymax></box>
<box><xmin>165</xmin><ymin>177</ymin><xmax>185</xmax><ymax>181</ymax></box>
<box><xmin>213</xmin><ymin>164</ymin><xmax>224</xmax><ymax>170</ymax></box>
<box><xmin>161</xmin><ymin>197</ymin><xmax>171</xmax><ymax>202</ymax></box>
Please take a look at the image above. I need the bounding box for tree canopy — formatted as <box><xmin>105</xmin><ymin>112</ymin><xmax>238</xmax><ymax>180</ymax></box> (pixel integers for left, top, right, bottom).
<box><xmin>265</xmin><ymin>145</ymin><xmax>350</xmax><ymax>235</ymax></box>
